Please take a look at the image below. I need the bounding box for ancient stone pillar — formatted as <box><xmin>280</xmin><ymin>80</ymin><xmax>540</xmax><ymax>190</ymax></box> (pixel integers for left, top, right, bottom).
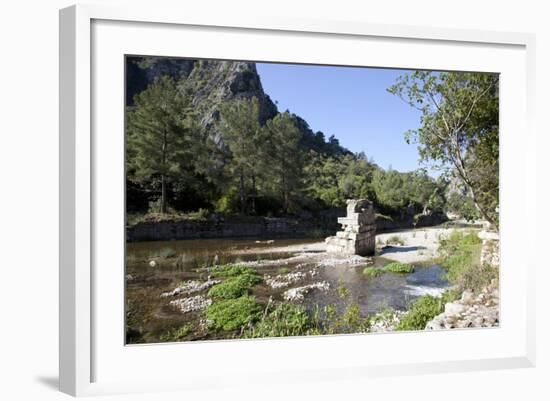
<box><xmin>325</xmin><ymin>199</ymin><xmax>376</xmax><ymax>256</ymax></box>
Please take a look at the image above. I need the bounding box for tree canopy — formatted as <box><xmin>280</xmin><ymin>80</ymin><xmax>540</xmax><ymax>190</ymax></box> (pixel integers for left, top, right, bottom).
<box><xmin>388</xmin><ymin>71</ymin><xmax>499</xmax><ymax>227</ymax></box>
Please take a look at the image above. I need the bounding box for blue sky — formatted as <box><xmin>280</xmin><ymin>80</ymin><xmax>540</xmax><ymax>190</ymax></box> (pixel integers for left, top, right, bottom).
<box><xmin>256</xmin><ymin>63</ymin><xmax>431</xmax><ymax>174</ymax></box>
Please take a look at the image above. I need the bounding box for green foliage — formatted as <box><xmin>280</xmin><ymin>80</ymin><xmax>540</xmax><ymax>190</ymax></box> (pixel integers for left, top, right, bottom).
<box><xmin>244</xmin><ymin>303</ymin><xmax>311</xmax><ymax>338</ymax></box>
<box><xmin>388</xmin><ymin>71</ymin><xmax>499</xmax><ymax>228</ymax></box>
<box><xmin>206</xmin><ymin>296</ymin><xmax>262</xmax><ymax>331</ymax></box>
<box><xmin>263</xmin><ymin>112</ymin><xmax>304</xmax><ymax>213</ymax></box>
<box><xmin>438</xmin><ymin>230</ymin><xmax>496</xmax><ymax>292</ymax></box>
<box><xmin>363</xmin><ymin>262</ymin><xmax>414</xmax><ymax>277</ymax></box>
<box><xmin>337</xmin><ymin>280</ymin><xmax>349</xmax><ymax>298</ymax></box>
<box><xmin>207</xmin><ymin>273</ymin><xmax>261</xmax><ymax>300</ymax></box>
<box><xmin>159</xmin><ymin>325</ymin><xmax>192</xmax><ymax>342</ymax></box>
<box><xmin>395</xmin><ymin>295</ymin><xmax>445</xmax><ymax>331</ymax></box>
<box><xmin>446</xmin><ymin>191</ymin><xmax>480</xmax><ymax>222</ymax></box>
<box><xmin>382</xmin><ymin>262</ymin><xmax>415</xmax><ymax>273</ymax></box>
<box><xmin>371</xmin><ymin>168</ymin><xmax>445</xmax><ymax>214</ymax></box>
<box><xmin>209</xmin><ymin>264</ymin><xmax>258</xmax><ymax>278</ymax></box>
<box><xmin>126</xmin><ymin>75</ymin><xmax>207</xmax><ymax>214</ymax></box>
<box><xmin>325</xmin><ymin>303</ymin><xmax>370</xmax><ymax>334</ymax></box>
<box><xmin>219</xmin><ymin>97</ymin><xmax>265</xmax><ymax>214</ymax></box>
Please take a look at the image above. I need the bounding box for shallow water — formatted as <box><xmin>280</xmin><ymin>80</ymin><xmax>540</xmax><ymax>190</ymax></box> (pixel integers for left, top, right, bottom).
<box><xmin>126</xmin><ymin>237</ymin><xmax>449</xmax><ymax>343</ymax></box>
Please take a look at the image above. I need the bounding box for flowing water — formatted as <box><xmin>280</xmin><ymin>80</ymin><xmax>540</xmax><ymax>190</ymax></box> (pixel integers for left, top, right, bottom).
<box><xmin>126</xmin><ymin>237</ymin><xmax>448</xmax><ymax>343</ymax></box>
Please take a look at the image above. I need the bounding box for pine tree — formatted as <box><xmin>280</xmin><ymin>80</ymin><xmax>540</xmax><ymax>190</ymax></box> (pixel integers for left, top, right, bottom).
<box><xmin>264</xmin><ymin>112</ymin><xmax>303</xmax><ymax>213</ymax></box>
<box><xmin>219</xmin><ymin>97</ymin><xmax>264</xmax><ymax>214</ymax></box>
<box><xmin>126</xmin><ymin>76</ymin><xmax>200</xmax><ymax>214</ymax></box>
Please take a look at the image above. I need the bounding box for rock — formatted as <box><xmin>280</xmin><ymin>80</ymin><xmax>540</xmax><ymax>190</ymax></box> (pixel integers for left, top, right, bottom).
<box><xmin>426</xmin><ymin>283</ymin><xmax>499</xmax><ymax>331</ymax></box>
<box><xmin>461</xmin><ymin>290</ymin><xmax>475</xmax><ymax>304</ymax></box>
<box><xmin>160</xmin><ymin>279</ymin><xmax>220</xmax><ymax>298</ymax></box>
<box><xmin>445</xmin><ymin>303</ymin><xmax>466</xmax><ymax>316</ymax></box>
<box><xmin>149</xmin><ymin>260</ymin><xmax>157</xmax><ymax>268</ymax></box>
<box><xmin>265</xmin><ymin>271</ymin><xmax>307</xmax><ymax>289</ymax></box>
<box><xmin>169</xmin><ymin>295</ymin><xmax>212</xmax><ymax>313</ymax></box>
<box><xmin>283</xmin><ymin>282</ymin><xmax>330</xmax><ymax>301</ymax></box>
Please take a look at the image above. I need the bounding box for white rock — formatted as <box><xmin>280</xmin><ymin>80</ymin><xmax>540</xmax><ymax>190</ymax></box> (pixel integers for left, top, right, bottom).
<box><xmin>445</xmin><ymin>302</ymin><xmax>465</xmax><ymax>316</ymax></box>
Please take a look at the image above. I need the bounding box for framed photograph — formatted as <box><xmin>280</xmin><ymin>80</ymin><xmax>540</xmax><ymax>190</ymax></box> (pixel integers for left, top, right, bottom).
<box><xmin>59</xmin><ymin>4</ymin><xmax>536</xmax><ymax>396</ymax></box>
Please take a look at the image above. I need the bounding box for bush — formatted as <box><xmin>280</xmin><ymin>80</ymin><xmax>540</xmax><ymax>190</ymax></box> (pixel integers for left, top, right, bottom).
<box><xmin>245</xmin><ymin>303</ymin><xmax>311</xmax><ymax>338</ymax></box>
<box><xmin>159</xmin><ymin>325</ymin><xmax>192</xmax><ymax>342</ymax></box>
<box><xmin>206</xmin><ymin>296</ymin><xmax>262</xmax><ymax>331</ymax></box>
<box><xmin>363</xmin><ymin>263</ymin><xmax>414</xmax><ymax>277</ymax></box>
<box><xmin>207</xmin><ymin>273</ymin><xmax>261</xmax><ymax>300</ymax></box>
<box><xmin>210</xmin><ymin>264</ymin><xmax>258</xmax><ymax>278</ymax></box>
<box><xmin>438</xmin><ymin>230</ymin><xmax>495</xmax><ymax>292</ymax></box>
<box><xmin>396</xmin><ymin>295</ymin><xmax>444</xmax><ymax>331</ymax></box>
<box><xmin>382</xmin><ymin>262</ymin><xmax>415</xmax><ymax>273</ymax></box>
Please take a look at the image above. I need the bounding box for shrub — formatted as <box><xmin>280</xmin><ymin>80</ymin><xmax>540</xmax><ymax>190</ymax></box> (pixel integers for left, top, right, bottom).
<box><xmin>396</xmin><ymin>295</ymin><xmax>444</xmax><ymax>331</ymax></box>
<box><xmin>438</xmin><ymin>230</ymin><xmax>495</xmax><ymax>292</ymax></box>
<box><xmin>245</xmin><ymin>303</ymin><xmax>311</xmax><ymax>338</ymax></box>
<box><xmin>206</xmin><ymin>296</ymin><xmax>262</xmax><ymax>331</ymax></box>
<box><xmin>186</xmin><ymin>208</ymin><xmax>210</xmax><ymax>220</ymax></box>
<box><xmin>382</xmin><ymin>262</ymin><xmax>415</xmax><ymax>273</ymax></box>
<box><xmin>337</xmin><ymin>280</ymin><xmax>349</xmax><ymax>298</ymax></box>
<box><xmin>207</xmin><ymin>273</ymin><xmax>261</xmax><ymax>300</ymax></box>
<box><xmin>210</xmin><ymin>264</ymin><xmax>258</xmax><ymax>278</ymax></box>
<box><xmin>327</xmin><ymin>303</ymin><xmax>369</xmax><ymax>334</ymax></box>
<box><xmin>363</xmin><ymin>263</ymin><xmax>414</xmax><ymax>277</ymax></box>
<box><xmin>159</xmin><ymin>324</ymin><xmax>192</xmax><ymax>342</ymax></box>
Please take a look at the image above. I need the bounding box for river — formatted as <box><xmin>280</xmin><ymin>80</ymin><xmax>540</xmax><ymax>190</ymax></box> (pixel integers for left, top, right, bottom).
<box><xmin>126</xmin><ymin>237</ymin><xmax>449</xmax><ymax>343</ymax></box>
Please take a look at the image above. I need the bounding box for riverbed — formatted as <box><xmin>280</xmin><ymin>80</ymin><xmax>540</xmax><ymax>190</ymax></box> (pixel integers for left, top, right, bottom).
<box><xmin>126</xmin><ymin>231</ymin><xmax>453</xmax><ymax>344</ymax></box>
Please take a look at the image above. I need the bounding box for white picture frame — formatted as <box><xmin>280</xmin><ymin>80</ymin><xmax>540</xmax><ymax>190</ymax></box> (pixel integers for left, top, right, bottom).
<box><xmin>59</xmin><ymin>3</ymin><xmax>536</xmax><ymax>397</ymax></box>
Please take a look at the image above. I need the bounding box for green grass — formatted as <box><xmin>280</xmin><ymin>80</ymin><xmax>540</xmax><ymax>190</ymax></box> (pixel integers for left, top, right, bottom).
<box><xmin>209</xmin><ymin>264</ymin><xmax>258</xmax><ymax>278</ymax></box>
<box><xmin>244</xmin><ymin>303</ymin><xmax>311</xmax><ymax>338</ymax></box>
<box><xmin>207</xmin><ymin>273</ymin><xmax>261</xmax><ymax>300</ymax></box>
<box><xmin>395</xmin><ymin>295</ymin><xmax>445</xmax><ymax>331</ymax></box>
<box><xmin>206</xmin><ymin>296</ymin><xmax>262</xmax><ymax>331</ymax></box>
<box><xmin>438</xmin><ymin>230</ymin><xmax>496</xmax><ymax>293</ymax></box>
<box><xmin>337</xmin><ymin>280</ymin><xmax>349</xmax><ymax>298</ymax></box>
<box><xmin>363</xmin><ymin>262</ymin><xmax>414</xmax><ymax>277</ymax></box>
<box><xmin>159</xmin><ymin>324</ymin><xmax>192</xmax><ymax>342</ymax></box>
<box><xmin>395</xmin><ymin>290</ymin><xmax>460</xmax><ymax>331</ymax></box>
<box><xmin>277</xmin><ymin>267</ymin><xmax>290</xmax><ymax>274</ymax></box>
<box><xmin>383</xmin><ymin>262</ymin><xmax>415</xmax><ymax>273</ymax></box>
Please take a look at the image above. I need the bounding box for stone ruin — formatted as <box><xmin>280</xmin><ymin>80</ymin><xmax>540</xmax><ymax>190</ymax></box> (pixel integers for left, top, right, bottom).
<box><xmin>325</xmin><ymin>199</ymin><xmax>376</xmax><ymax>256</ymax></box>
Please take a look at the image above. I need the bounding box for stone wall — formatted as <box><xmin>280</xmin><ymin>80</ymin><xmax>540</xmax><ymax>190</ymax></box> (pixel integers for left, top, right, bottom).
<box><xmin>127</xmin><ymin>217</ymin><xmax>309</xmax><ymax>242</ymax></box>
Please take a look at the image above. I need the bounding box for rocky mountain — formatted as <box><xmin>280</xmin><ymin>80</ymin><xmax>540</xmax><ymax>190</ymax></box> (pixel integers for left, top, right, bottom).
<box><xmin>126</xmin><ymin>56</ymin><xmax>349</xmax><ymax>156</ymax></box>
<box><xmin>127</xmin><ymin>56</ymin><xmax>277</xmax><ymax>143</ymax></box>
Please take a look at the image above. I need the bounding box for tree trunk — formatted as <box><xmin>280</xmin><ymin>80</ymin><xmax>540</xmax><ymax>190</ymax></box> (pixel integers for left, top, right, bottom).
<box><xmin>160</xmin><ymin>174</ymin><xmax>167</xmax><ymax>214</ymax></box>
<box><xmin>161</xmin><ymin>127</ymin><xmax>168</xmax><ymax>214</ymax></box>
<box><xmin>239</xmin><ymin>167</ymin><xmax>245</xmax><ymax>214</ymax></box>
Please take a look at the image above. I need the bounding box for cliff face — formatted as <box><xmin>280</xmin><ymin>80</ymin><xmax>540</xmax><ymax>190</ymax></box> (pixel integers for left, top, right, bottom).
<box><xmin>126</xmin><ymin>57</ymin><xmax>278</xmax><ymax>142</ymax></box>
